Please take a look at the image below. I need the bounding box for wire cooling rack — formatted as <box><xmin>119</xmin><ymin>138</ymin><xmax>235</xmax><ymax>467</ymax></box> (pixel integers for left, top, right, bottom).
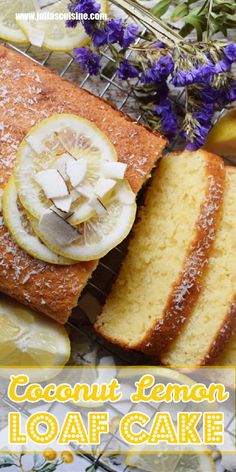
<box><xmin>0</xmin><ymin>4</ymin><xmax>232</xmax><ymax>471</ymax></box>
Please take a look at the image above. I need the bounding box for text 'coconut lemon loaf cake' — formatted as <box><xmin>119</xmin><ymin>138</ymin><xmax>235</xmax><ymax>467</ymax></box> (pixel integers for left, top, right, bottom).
<box><xmin>161</xmin><ymin>166</ymin><xmax>236</xmax><ymax>366</ymax></box>
<box><xmin>95</xmin><ymin>150</ymin><xmax>225</xmax><ymax>355</ymax></box>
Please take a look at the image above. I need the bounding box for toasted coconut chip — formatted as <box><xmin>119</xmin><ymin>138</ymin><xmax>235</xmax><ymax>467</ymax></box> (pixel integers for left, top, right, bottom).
<box><xmin>50</xmin><ymin>206</ymin><xmax>74</xmax><ymax>220</ymax></box>
<box><xmin>94</xmin><ymin>178</ymin><xmax>116</xmax><ymax>199</ymax></box>
<box><xmin>101</xmin><ymin>161</ymin><xmax>127</xmax><ymax>179</ymax></box>
<box><xmin>34</xmin><ymin>169</ymin><xmax>69</xmax><ymax>199</ymax></box>
<box><xmin>77</xmin><ymin>182</ymin><xmax>95</xmax><ymax>199</ymax></box>
<box><xmin>39</xmin><ymin>211</ymin><xmax>80</xmax><ymax>247</ymax></box>
<box><xmin>89</xmin><ymin>197</ymin><xmax>107</xmax><ymax>216</ymax></box>
<box><xmin>66</xmin><ymin>158</ymin><xmax>88</xmax><ymax>187</ymax></box>
<box><xmin>55</xmin><ymin>153</ymin><xmax>75</xmax><ymax>180</ymax></box>
<box><xmin>70</xmin><ymin>189</ymin><xmax>81</xmax><ymax>203</ymax></box>
<box><xmin>52</xmin><ymin>194</ymin><xmax>72</xmax><ymax>213</ymax></box>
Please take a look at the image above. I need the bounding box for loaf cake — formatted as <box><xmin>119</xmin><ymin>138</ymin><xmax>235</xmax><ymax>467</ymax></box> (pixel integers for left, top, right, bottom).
<box><xmin>161</xmin><ymin>166</ymin><xmax>236</xmax><ymax>366</ymax></box>
<box><xmin>95</xmin><ymin>150</ymin><xmax>225</xmax><ymax>354</ymax></box>
<box><xmin>214</xmin><ymin>329</ymin><xmax>236</xmax><ymax>366</ymax></box>
<box><xmin>0</xmin><ymin>45</ymin><xmax>166</xmax><ymax>323</ymax></box>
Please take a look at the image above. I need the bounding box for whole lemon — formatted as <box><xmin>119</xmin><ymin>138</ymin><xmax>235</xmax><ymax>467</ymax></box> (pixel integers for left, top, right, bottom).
<box><xmin>205</xmin><ymin>109</ymin><xmax>236</xmax><ymax>159</ymax></box>
<box><xmin>61</xmin><ymin>451</ymin><xmax>74</xmax><ymax>464</ymax></box>
<box><xmin>43</xmin><ymin>448</ymin><xmax>57</xmax><ymax>461</ymax></box>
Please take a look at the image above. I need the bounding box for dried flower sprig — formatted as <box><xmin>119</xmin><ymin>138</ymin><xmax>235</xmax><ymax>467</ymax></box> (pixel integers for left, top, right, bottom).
<box><xmin>67</xmin><ymin>0</ymin><xmax>236</xmax><ymax>150</ymax></box>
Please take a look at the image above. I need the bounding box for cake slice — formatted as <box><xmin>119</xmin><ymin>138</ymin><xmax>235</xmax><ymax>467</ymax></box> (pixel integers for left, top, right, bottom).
<box><xmin>161</xmin><ymin>167</ymin><xmax>236</xmax><ymax>366</ymax></box>
<box><xmin>214</xmin><ymin>327</ymin><xmax>236</xmax><ymax>366</ymax></box>
<box><xmin>0</xmin><ymin>45</ymin><xmax>166</xmax><ymax>323</ymax></box>
<box><xmin>95</xmin><ymin>150</ymin><xmax>225</xmax><ymax>355</ymax></box>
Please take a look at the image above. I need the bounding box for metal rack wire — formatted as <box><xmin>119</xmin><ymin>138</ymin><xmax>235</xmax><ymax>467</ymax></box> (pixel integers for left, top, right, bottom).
<box><xmin>0</xmin><ymin>4</ymin><xmax>231</xmax><ymax>470</ymax></box>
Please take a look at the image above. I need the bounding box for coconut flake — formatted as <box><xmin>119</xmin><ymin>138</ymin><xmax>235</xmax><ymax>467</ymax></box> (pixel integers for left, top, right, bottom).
<box><xmin>29</xmin><ymin>30</ymin><xmax>45</xmax><ymax>47</ymax></box>
<box><xmin>55</xmin><ymin>153</ymin><xmax>75</xmax><ymax>180</ymax></box>
<box><xmin>50</xmin><ymin>206</ymin><xmax>74</xmax><ymax>220</ymax></box>
<box><xmin>94</xmin><ymin>178</ymin><xmax>116</xmax><ymax>199</ymax></box>
<box><xmin>34</xmin><ymin>169</ymin><xmax>69</xmax><ymax>199</ymax></box>
<box><xmin>39</xmin><ymin>211</ymin><xmax>80</xmax><ymax>247</ymax></box>
<box><xmin>52</xmin><ymin>194</ymin><xmax>72</xmax><ymax>213</ymax></box>
<box><xmin>70</xmin><ymin>189</ymin><xmax>80</xmax><ymax>203</ymax></box>
<box><xmin>66</xmin><ymin>158</ymin><xmax>87</xmax><ymax>187</ymax></box>
<box><xmin>89</xmin><ymin>197</ymin><xmax>107</xmax><ymax>216</ymax></box>
<box><xmin>77</xmin><ymin>182</ymin><xmax>95</xmax><ymax>199</ymax></box>
<box><xmin>101</xmin><ymin>161</ymin><xmax>127</xmax><ymax>179</ymax></box>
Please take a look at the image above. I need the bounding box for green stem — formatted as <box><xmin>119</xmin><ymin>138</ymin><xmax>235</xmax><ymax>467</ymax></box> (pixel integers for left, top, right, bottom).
<box><xmin>206</xmin><ymin>0</ymin><xmax>214</xmax><ymax>40</ymax></box>
<box><xmin>185</xmin><ymin>86</ymin><xmax>189</xmax><ymax>114</ymax></box>
<box><xmin>19</xmin><ymin>456</ymin><xmax>24</xmax><ymax>472</ymax></box>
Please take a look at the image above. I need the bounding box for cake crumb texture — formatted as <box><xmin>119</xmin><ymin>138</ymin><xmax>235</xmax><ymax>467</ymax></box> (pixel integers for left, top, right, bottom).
<box><xmin>214</xmin><ymin>326</ymin><xmax>236</xmax><ymax>367</ymax></box>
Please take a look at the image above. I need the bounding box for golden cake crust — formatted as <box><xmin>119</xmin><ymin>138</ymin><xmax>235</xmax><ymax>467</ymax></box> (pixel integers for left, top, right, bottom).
<box><xmin>0</xmin><ymin>45</ymin><xmax>167</xmax><ymax>323</ymax></box>
<box><xmin>95</xmin><ymin>151</ymin><xmax>225</xmax><ymax>356</ymax></box>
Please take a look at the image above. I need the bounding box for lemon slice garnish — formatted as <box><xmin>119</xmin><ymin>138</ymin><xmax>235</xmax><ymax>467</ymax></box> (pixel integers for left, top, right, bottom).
<box><xmin>3</xmin><ymin>176</ymin><xmax>74</xmax><ymax>265</ymax></box>
<box><xmin>30</xmin><ymin>180</ymin><xmax>137</xmax><ymax>261</ymax></box>
<box><xmin>16</xmin><ymin>0</ymin><xmax>108</xmax><ymax>52</ymax></box>
<box><xmin>205</xmin><ymin>109</ymin><xmax>236</xmax><ymax>159</ymax></box>
<box><xmin>125</xmin><ymin>445</ymin><xmax>216</xmax><ymax>472</ymax></box>
<box><xmin>0</xmin><ymin>294</ymin><xmax>70</xmax><ymax>372</ymax></box>
<box><xmin>14</xmin><ymin>114</ymin><xmax>118</xmax><ymax>225</ymax></box>
<box><xmin>0</xmin><ymin>0</ymin><xmax>36</xmax><ymax>43</ymax></box>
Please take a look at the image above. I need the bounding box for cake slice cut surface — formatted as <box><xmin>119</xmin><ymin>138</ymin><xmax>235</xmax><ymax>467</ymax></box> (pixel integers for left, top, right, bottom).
<box><xmin>213</xmin><ymin>326</ymin><xmax>236</xmax><ymax>367</ymax></box>
<box><xmin>161</xmin><ymin>167</ymin><xmax>236</xmax><ymax>366</ymax></box>
<box><xmin>95</xmin><ymin>150</ymin><xmax>225</xmax><ymax>355</ymax></box>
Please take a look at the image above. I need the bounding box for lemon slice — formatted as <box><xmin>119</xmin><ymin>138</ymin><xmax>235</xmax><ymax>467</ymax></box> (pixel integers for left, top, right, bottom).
<box><xmin>125</xmin><ymin>446</ymin><xmax>216</xmax><ymax>472</ymax></box>
<box><xmin>0</xmin><ymin>0</ymin><xmax>36</xmax><ymax>43</ymax></box>
<box><xmin>205</xmin><ymin>109</ymin><xmax>236</xmax><ymax>159</ymax></box>
<box><xmin>16</xmin><ymin>0</ymin><xmax>108</xmax><ymax>52</ymax></box>
<box><xmin>14</xmin><ymin>114</ymin><xmax>118</xmax><ymax>225</ymax></box>
<box><xmin>30</xmin><ymin>181</ymin><xmax>137</xmax><ymax>261</ymax></box>
<box><xmin>0</xmin><ymin>294</ymin><xmax>70</xmax><ymax>369</ymax></box>
<box><xmin>3</xmin><ymin>176</ymin><xmax>74</xmax><ymax>265</ymax></box>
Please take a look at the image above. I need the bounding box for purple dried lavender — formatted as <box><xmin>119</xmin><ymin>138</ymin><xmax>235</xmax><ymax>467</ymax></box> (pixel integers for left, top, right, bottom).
<box><xmin>74</xmin><ymin>47</ymin><xmax>101</xmax><ymax>75</ymax></box>
<box><xmin>117</xmin><ymin>60</ymin><xmax>140</xmax><ymax>80</ymax></box>
<box><xmin>185</xmin><ymin>104</ymin><xmax>215</xmax><ymax>150</ymax></box>
<box><xmin>141</xmin><ymin>55</ymin><xmax>174</xmax><ymax>84</ymax></box>
<box><xmin>154</xmin><ymin>98</ymin><xmax>178</xmax><ymax>135</ymax></box>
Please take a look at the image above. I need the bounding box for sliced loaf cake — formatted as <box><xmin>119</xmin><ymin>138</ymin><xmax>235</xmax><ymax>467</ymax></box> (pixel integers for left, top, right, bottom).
<box><xmin>95</xmin><ymin>150</ymin><xmax>225</xmax><ymax>355</ymax></box>
<box><xmin>214</xmin><ymin>327</ymin><xmax>236</xmax><ymax>366</ymax></box>
<box><xmin>161</xmin><ymin>166</ymin><xmax>236</xmax><ymax>366</ymax></box>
